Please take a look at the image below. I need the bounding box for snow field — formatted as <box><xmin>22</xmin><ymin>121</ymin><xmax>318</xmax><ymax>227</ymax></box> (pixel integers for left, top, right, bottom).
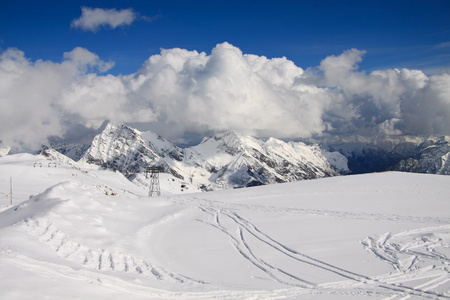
<box><xmin>1</xmin><ymin>153</ymin><xmax>450</xmax><ymax>299</ymax></box>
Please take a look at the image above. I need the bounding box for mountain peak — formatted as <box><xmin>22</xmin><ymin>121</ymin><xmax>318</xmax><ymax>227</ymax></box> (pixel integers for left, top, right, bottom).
<box><xmin>81</xmin><ymin>121</ymin><xmax>185</xmax><ymax>176</ymax></box>
<box><xmin>207</xmin><ymin>130</ymin><xmax>264</xmax><ymax>156</ymax></box>
<box><xmin>210</xmin><ymin>130</ymin><xmax>242</xmax><ymax>142</ymax></box>
<box><xmin>105</xmin><ymin>121</ymin><xmax>138</xmax><ymax>134</ymax></box>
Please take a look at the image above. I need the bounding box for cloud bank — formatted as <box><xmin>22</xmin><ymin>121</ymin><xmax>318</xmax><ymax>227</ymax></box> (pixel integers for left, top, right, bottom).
<box><xmin>1</xmin><ymin>42</ymin><xmax>450</xmax><ymax>149</ymax></box>
<box><xmin>71</xmin><ymin>7</ymin><xmax>137</xmax><ymax>32</ymax></box>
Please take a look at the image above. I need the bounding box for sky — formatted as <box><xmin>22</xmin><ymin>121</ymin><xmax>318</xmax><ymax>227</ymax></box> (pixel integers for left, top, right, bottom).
<box><xmin>1</xmin><ymin>0</ymin><xmax>450</xmax><ymax>148</ymax></box>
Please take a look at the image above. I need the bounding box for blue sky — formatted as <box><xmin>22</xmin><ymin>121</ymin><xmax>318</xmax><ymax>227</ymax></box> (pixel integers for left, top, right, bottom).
<box><xmin>1</xmin><ymin>0</ymin><xmax>450</xmax><ymax>148</ymax></box>
<box><xmin>1</xmin><ymin>0</ymin><xmax>449</xmax><ymax>75</ymax></box>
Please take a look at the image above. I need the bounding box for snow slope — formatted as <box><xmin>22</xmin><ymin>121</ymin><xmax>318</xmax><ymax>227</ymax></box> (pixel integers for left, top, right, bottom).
<box><xmin>1</xmin><ymin>153</ymin><xmax>449</xmax><ymax>299</ymax></box>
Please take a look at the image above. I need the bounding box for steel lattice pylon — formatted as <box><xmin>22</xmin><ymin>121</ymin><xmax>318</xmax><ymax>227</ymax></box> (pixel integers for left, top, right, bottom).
<box><xmin>147</xmin><ymin>166</ymin><xmax>164</xmax><ymax>197</ymax></box>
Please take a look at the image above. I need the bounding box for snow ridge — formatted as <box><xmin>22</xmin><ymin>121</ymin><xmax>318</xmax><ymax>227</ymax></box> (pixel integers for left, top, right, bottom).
<box><xmin>23</xmin><ymin>217</ymin><xmax>196</xmax><ymax>283</ymax></box>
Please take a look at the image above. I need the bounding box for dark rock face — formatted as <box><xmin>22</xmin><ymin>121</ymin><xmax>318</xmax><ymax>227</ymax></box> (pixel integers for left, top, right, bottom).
<box><xmin>323</xmin><ymin>136</ymin><xmax>450</xmax><ymax>175</ymax></box>
<box><xmin>394</xmin><ymin>138</ymin><xmax>450</xmax><ymax>174</ymax></box>
<box><xmin>44</xmin><ymin>143</ymin><xmax>90</xmax><ymax>162</ymax></box>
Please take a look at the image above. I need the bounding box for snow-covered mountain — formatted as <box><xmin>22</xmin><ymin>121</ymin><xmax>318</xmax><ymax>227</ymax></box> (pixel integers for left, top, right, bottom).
<box><xmin>185</xmin><ymin>131</ymin><xmax>342</xmax><ymax>190</ymax></box>
<box><xmin>82</xmin><ymin>122</ymin><xmax>185</xmax><ymax>179</ymax></box>
<box><xmin>315</xmin><ymin>134</ymin><xmax>450</xmax><ymax>174</ymax></box>
<box><xmin>81</xmin><ymin>122</ymin><xmax>344</xmax><ymax>190</ymax></box>
<box><xmin>46</xmin><ymin>142</ymin><xmax>91</xmax><ymax>162</ymax></box>
<box><xmin>393</xmin><ymin>136</ymin><xmax>450</xmax><ymax>174</ymax></box>
<box><xmin>4</xmin><ymin>122</ymin><xmax>449</xmax><ymax>183</ymax></box>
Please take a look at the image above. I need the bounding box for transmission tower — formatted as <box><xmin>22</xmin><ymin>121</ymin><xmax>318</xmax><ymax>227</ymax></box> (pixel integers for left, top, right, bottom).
<box><xmin>147</xmin><ymin>166</ymin><xmax>164</xmax><ymax>197</ymax></box>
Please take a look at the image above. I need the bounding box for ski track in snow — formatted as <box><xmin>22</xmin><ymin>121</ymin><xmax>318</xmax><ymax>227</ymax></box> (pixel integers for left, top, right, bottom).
<box><xmin>22</xmin><ymin>217</ymin><xmax>202</xmax><ymax>285</ymax></box>
<box><xmin>188</xmin><ymin>197</ymin><xmax>450</xmax><ymax>224</ymax></box>
<box><xmin>7</xmin><ymin>187</ymin><xmax>450</xmax><ymax>298</ymax></box>
<box><xmin>2</xmin><ymin>250</ymin><xmax>313</xmax><ymax>300</ymax></box>
<box><xmin>362</xmin><ymin>226</ymin><xmax>450</xmax><ymax>299</ymax></box>
<box><xmin>173</xmin><ymin>195</ymin><xmax>450</xmax><ymax>299</ymax></box>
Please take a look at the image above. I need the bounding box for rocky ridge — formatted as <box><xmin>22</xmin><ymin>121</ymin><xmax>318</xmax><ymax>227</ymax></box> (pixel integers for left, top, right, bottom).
<box><xmin>81</xmin><ymin>122</ymin><xmax>344</xmax><ymax>190</ymax></box>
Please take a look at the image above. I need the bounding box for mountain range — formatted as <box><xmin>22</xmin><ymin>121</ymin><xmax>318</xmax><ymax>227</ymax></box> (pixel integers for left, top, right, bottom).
<box><xmin>313</xmin><ymin>135</ymin><xmax>450</xmax><ymax>175</ymax></box>
<box><xmin>80</xmin><ymin>122</ymin><xmax>344</xmax><ymax>190</ymax></box>
<box><xmin>3</xmin><ymin>122</ymin><xmax>449</xmax><ymax>190</ymax></box>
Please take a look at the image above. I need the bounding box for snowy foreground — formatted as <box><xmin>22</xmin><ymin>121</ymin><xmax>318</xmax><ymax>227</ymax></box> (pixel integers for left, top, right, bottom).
<box><xmin>1</xmin><ymin>154</ymin><xmax>449</xmax><ymax>299</ymax></box>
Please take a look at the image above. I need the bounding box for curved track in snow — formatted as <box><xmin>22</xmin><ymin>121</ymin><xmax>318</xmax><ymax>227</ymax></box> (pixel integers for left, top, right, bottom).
<box><xmin>2</xmin><ymin>163</ymin><xmax>450</xmax><ymax>299</ymax></box>
<box><xmin>173</xmin><ymin>194</ymin><xmax>450</xmax><ymax>299</ymax></box>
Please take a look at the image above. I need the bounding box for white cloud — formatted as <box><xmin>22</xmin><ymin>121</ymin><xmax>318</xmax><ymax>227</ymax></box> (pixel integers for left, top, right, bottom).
<box><xmin>377</xmin><ymin>119</ymin><xmax>403</xmax><ymax>135</ymax></box>
<box><xmin>1</xmin><ymin>43</ymin><xmax>450</xmax><ymax>150</ymax></box>
<box><xmin>400</xmin><ymin>72</ymin><xmax>450</xmax><ymax>135</ymax></box>
<box><xmin>0</xmin><ymin>47</ymin><xmax>119</xmax><ymax>149</ymax></box>
<box><xmin>126</xmin><ymin>42</ymin><xmax>327</xmax><ymax>140</ymax></box>
<box><xmin>71</xmin><ymin>7</ymin><xmax>137</xmax><ymax>32</ymax></box>
<box><xmin>63</xmin><ymin>47</ymin><xmax>114</xmax><ymax>73</ymax></box>
<box><xmin>315</xmin><ymin>49</ymin><xmax>450</xmax><ymax>136</ymax></box>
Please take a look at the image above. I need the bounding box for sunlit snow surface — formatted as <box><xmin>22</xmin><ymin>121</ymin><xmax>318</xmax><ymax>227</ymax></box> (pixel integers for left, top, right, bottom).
<box><xmin>1</xmin><ymin>153</ymin><xmax>449</xmax><ymax>299</ymax></box>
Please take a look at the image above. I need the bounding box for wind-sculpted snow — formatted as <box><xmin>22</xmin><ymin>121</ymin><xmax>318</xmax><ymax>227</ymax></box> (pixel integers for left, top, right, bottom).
<box><xmin>1</xmin><ymin>155</ymin><xmax>450</xmax><ymax>299</ymax></box>
<box><xmin>0</xmin><ymin>184</ymin><xmax>65</xmax><ymax>229</ymax></box>
<box><xmin>2</xmin><ymin>180</ymin><xmax>208</xmax><ymax>287</ymax></box>
<box><xmin>23</xmin><ymin>216</ymin><xmax>195</xmax><ymax>284</ymax></box>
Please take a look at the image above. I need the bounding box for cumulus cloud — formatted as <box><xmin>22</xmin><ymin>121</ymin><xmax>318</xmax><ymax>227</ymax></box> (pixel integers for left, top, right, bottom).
<box><xmin>1</xmin><ymin>42</ymin><xmax>450</xmax><ymax>150</ymax></box>
<box><xmin>316</xmin><ymin>49</ymin><xmax>450</xmax><ymax>136</ymax></box>
<box><xmin>63</xmin><ymin>47</ymin><xmax>115</xmax><ymax>73</ymax></box>
<box><xmin>0</xmin><ymin>47</ymin><xmax>120</xmax><ymax>149</ymax></box>
<box><xmin>71</xmin><ymin>7</ymin><xmax>137</xmax><ymax>32</ymax></box>
<box><xmin>125</xmin><ymin>42</ymin><xmax>328</xmax><ymax>141</ymax></box>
